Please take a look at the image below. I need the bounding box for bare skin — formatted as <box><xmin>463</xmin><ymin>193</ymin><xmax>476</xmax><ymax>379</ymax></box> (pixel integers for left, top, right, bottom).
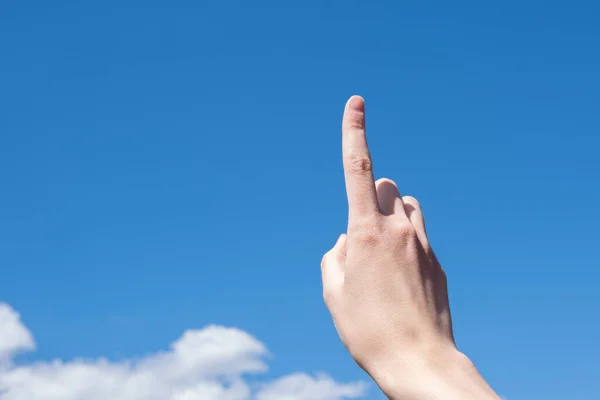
<box><xmin>321</xmin><ymin>96</ymin><xmax>501</xmax><ymax>399</ymax></box>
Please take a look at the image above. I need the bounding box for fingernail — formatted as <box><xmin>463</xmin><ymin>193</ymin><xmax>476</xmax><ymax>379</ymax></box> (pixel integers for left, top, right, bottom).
<box><xmin>347</xmin><ymin>95</ymin><xmax>365</xmax><ymax>112</ymax></box>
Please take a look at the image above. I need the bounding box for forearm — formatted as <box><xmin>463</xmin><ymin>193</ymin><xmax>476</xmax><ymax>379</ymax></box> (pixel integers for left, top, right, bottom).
<box><xmin>368</xmin><ymin>348</ymin><xmax>500</xmax><ymax>400</ymax></box>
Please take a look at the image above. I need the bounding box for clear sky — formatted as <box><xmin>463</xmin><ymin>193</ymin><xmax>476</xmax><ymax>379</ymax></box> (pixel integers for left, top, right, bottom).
<box><xmin>1</xmin><ymin>1</ymin><xmax>599</xmax><ymax>399</ymax></box>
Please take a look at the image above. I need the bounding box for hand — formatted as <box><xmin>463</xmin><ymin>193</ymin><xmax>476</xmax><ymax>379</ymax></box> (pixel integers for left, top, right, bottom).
<box><xmin>321</xmin><ymin>96</ymin><xmax>500</xmax><ymax>399</ymax></box>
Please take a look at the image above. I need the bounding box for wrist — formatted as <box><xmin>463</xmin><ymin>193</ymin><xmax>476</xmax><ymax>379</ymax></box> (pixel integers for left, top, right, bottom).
<box><xmin>367</xmin><ymin>345</ymin><xmax>500</xmax><ymax>400</ymax></box>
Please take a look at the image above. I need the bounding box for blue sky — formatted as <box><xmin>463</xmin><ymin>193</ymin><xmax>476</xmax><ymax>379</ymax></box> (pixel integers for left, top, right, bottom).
<box><xmin>1</xmin><ymin>1</ymin><xmax>599</xmax><ymax>399</ymax></box>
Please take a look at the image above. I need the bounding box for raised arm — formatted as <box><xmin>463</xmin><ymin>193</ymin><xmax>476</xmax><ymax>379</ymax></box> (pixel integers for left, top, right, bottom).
<box><xmin>320</xmin><ymin>96</ymin><xmax>500</xmax><ymax>399</ymax></box>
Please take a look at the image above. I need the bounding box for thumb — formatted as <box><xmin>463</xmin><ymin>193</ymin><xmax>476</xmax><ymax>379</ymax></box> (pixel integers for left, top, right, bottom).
<box><xmin>321</xmin><ymin>234</ymin><xmax>347</xmax><ymax>289</ymax></box>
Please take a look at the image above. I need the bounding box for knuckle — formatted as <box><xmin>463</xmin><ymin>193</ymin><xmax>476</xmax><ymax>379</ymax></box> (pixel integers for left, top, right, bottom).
<box><xmin>346</xmin><ymin>111</ymin><xmax>365</xmax><ymax>130</ymax></box>
<box><xmin>391</xmin><ymin>222</ymin><xmax>418</xmax><ymax>244</ymax></box>
<box><xmin>352</xmin><ymin>223</ymin><xmax>383</xmax><ymax>247</ymax></box>
<box><xmin>346</xmin><ymin>153</ymin><xmax>373</xmax><ymax>174</ymax></box>
<box><xmin>355</xmin><ymin>233</ymin><xmax>379</xmax><ymax>247</ymax></box>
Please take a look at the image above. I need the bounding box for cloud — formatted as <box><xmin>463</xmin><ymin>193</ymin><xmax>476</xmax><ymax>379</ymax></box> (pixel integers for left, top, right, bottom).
<box><xmin>0</xmin><ymin>303</ymin><xmax>368</xmax><ymax>400</ymax></box>
<box><xmin>256</xmin><ymin>373</ymin><xmax>368</xmax><ymax>400</ymax></box>
<box><xmin>0</xmin><ymin>304</ymin><xmax>35</xmax><ymax>364</ymax></box>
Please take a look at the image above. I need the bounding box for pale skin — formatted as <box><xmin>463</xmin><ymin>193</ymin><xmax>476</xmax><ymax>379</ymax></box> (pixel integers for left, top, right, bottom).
<box><xmin>321</xmin><ymin>96</ymin><xmax>501</xmax><ymax>399</ymax></box>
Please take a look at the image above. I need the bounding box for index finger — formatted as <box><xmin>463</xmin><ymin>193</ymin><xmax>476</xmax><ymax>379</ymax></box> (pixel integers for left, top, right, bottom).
<box><xmin>342</xmin><ymin>96</ymin><xmax>379</xmax><ymax>220</ymax></box>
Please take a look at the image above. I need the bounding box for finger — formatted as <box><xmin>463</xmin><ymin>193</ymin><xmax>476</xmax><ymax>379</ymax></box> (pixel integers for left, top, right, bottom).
<box><xmin>402</xmin><ymin>196</ymin><xmax>430</xmax><ymax>249</ymax></box>
<box><xmin>342</xmin><ymin>96</ymin><xmax>379</xmax><ymax>220</ymax></box>
<box><xmin>375</xmin><ymin>178</ymin><xmax>407</xmax><ymax>217</ymax></box>
<box><xmin>321</xmin><ymin>234</ymin><xmax>347</xmax><ymax>287</ymax></box>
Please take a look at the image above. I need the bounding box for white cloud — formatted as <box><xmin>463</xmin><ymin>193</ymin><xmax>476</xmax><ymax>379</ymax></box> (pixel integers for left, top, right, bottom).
<box><xmin>0</xmin><ymin>303</ymin><xmax>368</xmax><ymax>400</ymax></box>
<box><xmin>0</xmin><ymin>304</ymin><xmax>35</xmax><ymax>364</ymax></box>
<box><xmin>257</xmin><ymin>373</ymin><xmax>367</xmax><ymax>400</ymax></box>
